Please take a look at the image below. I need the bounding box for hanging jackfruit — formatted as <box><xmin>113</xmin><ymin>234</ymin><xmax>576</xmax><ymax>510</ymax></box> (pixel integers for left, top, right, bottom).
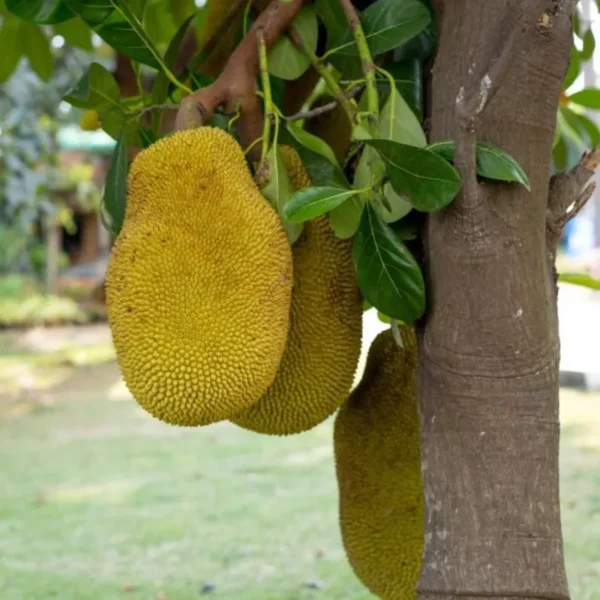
<box><xmin>334</xmin><ymin>328</ymin><xmax>423</xmax><ymax>600</ymax></box>
<box><xmin>106</xmin><ymin>127</ymin><xmax>293</xmax><ymax>427</ymax></box>
<box><xmin>231</xmin><ymin>146</ymin><xmax>362</xmax><ymax>435</ymax></box>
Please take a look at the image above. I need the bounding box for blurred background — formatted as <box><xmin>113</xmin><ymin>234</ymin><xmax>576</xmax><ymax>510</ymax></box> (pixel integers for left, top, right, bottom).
<box><xmin>1</xmin><ymin>0</ymin><xmax>600</xmax><ymax>599</ymax></box>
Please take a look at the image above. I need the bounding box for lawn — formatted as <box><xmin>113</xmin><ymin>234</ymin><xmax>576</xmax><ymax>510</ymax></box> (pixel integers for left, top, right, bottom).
<box><xmin>0</xmin><ymin>337</ymin><xmax>598</xmax><ymax>599</ymax></box>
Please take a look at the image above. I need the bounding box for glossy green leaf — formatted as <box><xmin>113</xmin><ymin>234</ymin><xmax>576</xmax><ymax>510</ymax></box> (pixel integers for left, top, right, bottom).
<box><xmin>581</xmin><ymin>28</ymin><xmax>596</xmax><ymax>61</ymax></box>
<box><xmin>353</xmin><ymin>201</ymin><xmax>425</xmax><ymax>322</ymax></box>
<box><xmin>379</xmin><ymin>60</ymin><xmax>423</xmax><ymax>118</ymax></box>
<box><xmin>286</xmin><ymin>122</ymin><xmax>338</xmax><ymax>166</ymax></box>
<box><xmin>315</xmin><ymin>0</ymin><xmax>346</xmax><ymax>46</ymax></box>
<box><xmin>334</xmin><ymin>0</ymin><xmax>430</xmax><ymax>58</ymax></box>
<box><xmin>568</xmin><ymin>88</ymin><xmax>600</xmax><ymax>109</ymax></box>
<box><xmin>560</xmin><ymin>106</ymin><xmax>600</xmax><ymax>148</ymax></box>
<box><xmin>53</xmin><ymin>17</ymin><xmax>93</xmax><ymax>50</ymax></box>
<box><xmin>427</xmin><ymin>140</ymin><xmax>531</xmax><ymax>191</ymax></box>
<box><xmin>6</xmin><ymin>0</ymin><xmax>73</xmax><ymax>23</ymax></box>
<box><xmin>0</xmin><ymin>16</ymin><xmax>23</xmax><ymax>83</ymax></box>
<box><xmin>103</xmin><ymin>134</ymin><xmax>128</xmax><ymax>237</ymax></box>
<box><xmin>393</xmin><ymin>17</ymin><xmax>436</xmax><ymax>62</ymax></box>
<box><xmin>22</xmin><ymin>22</ymin><xmax>54</xmax><ymax>80</ymax></box>
<box><xmin>380</xmin><ymin>85</ymin><xmax>426</xmax><ymax>148</ymax></box>
<box><xmin>366</xmin><ymin>139</ymin><xmax>462</xmax><ymax>212</ymax></box>
<box><xmin>564</xmin><ymin>47</ymin><xmax>581</xmax><ymax>91</ymax></box>
<box><xmin>152</xmin><ymin>14</ymin><xmax>195</xmax><ymax>107</ymax></box>
<box><xmin>64</xmin><ymin>0</ymin><xmax>164</xmax><ymax>68</ymax></box>
<box><xmin>63</xmin><ymin>62</ymin><xmax>121</xmax><ymax>110</ymax></box>
<box><xmin>268</xmin><ymin>6</ymin><xmax>317</xmax><ymax>80</ymax></box>
<box><xmin>260</xmin><ymin>146</ymin><xmax>304</xmax><ymax>244</ymax></box>
<box><xmin>558</xmin><ymin>272</ymin><xmax>600</xmax><ymax>291</ymax></box>
<box><xmin>284</xmin><ymin>187</ymin><xmax>360</xmax><ymax>223</ymax></box>
<box><xmin>62</xmin><ymin>0</ymin><xmax>112</xmax><ymax>25</ymax></box>
<box><xmin>329</xmin><ymin>195</ymin><xmax>366</xmax><ymax>239</ymax></box>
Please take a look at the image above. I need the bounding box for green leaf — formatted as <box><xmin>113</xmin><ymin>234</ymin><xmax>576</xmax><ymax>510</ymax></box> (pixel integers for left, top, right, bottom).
<box><xmin>284</xmin><ymin>187</ymin><xmax>361</xmax><ymax>223</ymax></box>
<box><xmin>366</xmin><ymin>139</ymin><xmax>462</xmax><ymax>212</ymax></box>
<box><xmin>558</xmin><ymin>272</ymin><xmax>600</xmax><ymax>291</ymax></box>
<box><xmin>268</xmin><ymin>5</ymin><xmax>317</xmax><ymax>80</ymax></box>
<box><xmin>568</xmin><ymin>88</ymin><xmax>600</xmax><ymax>109</ymax></box>
<box><xmin>286</xmin><ymin>122</ymin><xmax>339</xmax><ymax>166</ymax></box>
<box><xmin>427</xmin><ymin>140</ymin><xmax>531</xmax><ymax>191</ymax></box>
<box><xmin>152</xmin><ymin>13</ymin><xmax>195</xmax><ymax>107</ymax></box>
<box><xmin>6</xmin><ymin>0</ymin><xmax>73</xmax><ymax>23</ymax></box>
<box><xmin>564</xmin><ymin>47</ymin><xmax>581</xmax><ymax>91</ymax></box>
<box><xmin>329</xmin><ymin>195</ymin><xmax>366</xmax><ymax>239</ymax></box>
<box><xmin>62</xmin><ymin>0</ymin><xmax>112</xmax><ymax>25</ymax></box>
<box><xmin>353</xmin><ymin>201</ymin><xmax>425</xmax><ymax>322</ymax></box>
<box><xmin>63</xmin><ymin>62</ymin><xmax>121</xmax><ymax>110</ymax></box>
<box><xmin>581</xmin><ymin>28</ymin><xmax>596</xmax><ymax>61</ymax></box>
<box><xmin>21</xmin><ymin>22</ymin><xmax>54</xmax><ymax>80</ymax></box>
<box><xmin>379</xmin><ymin>60</ymin><xmax>423</xmax><ymax>118</ymax></box>
<box><xmin>260</xmin><ymin>146</ymin><xmax>304</xmax><ymax>244</ymax></box>
<box><xmin>0</xmin><ymin>16</ymin><xmax>23</xmax><ymax>83</ymax></box>
<box><xmin>334</xmin><ymin>0</ymin><xmax>430</xmax><ymax>58</ymax></box>
<box><xmin>53</xmin><ymin>17</ymin><xmax>93</xmax><ymax>50</ymax></box>
<box><xmin>315</xmin><ymin>0</ymin><xmax>346</xmax><ymax>46</ymax></box>
<box><xmin>393</xmin><ymin>17</ymin><xmax>436</xmax><ymax>62</ymax></box>
<box><xmin>380</xmin><ymin>85</ymin><xmax>426</xmax><ymax>148</ymax></box>
<box><xmin>103</xmin><ymin>134</ymin><xmax>128</xmax><ymax>236</ymax></box>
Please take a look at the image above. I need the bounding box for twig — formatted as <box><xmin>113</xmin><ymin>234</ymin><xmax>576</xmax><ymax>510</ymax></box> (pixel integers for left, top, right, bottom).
<box><xmin>338</xmin><ymin>0</ymin><xmax>378</xmax><ymax>120</ymax></box>
<box><xmin>137</xmin><ymin>103</ymin><xmax>179</xmax><ymax>119</ymax></box>
<box><xmin>257</xmin><ymin>29</ymin><xmax>273</xmax><ymax>161</ymax></box>
<box><xmin>286</xmin><ymin>85</ymin><xmax>363</xmax><ymax>122</ymax></box>
<box><xmin>547</xmin><ymin>143</ymin><xmax>600</xmax><ymax>234</ymax></box>
<box><xmin>288</xmin><ymin>28</ymin><xmax>357</xmax><ymax>123</ymax></box>
<box><xmin>175</xmin><ymin>0</ymin><xmax>305</xmax><ymax>158</ymax></box>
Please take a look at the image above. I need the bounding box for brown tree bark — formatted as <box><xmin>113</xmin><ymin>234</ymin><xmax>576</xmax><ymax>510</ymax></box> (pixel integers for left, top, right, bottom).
<box><xmin>418</xmin><ymin>1</ymin><xmax>575</xmax><ymax>598</ymax></box>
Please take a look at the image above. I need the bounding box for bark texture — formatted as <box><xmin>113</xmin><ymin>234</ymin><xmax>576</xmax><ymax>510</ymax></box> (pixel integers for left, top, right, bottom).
<box><xmin>418</xmin><ymin>1</ymin><xmax>574</xmax><ymax>598</ymax></box>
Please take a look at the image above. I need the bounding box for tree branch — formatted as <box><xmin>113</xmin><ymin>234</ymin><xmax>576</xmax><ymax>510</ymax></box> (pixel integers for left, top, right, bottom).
<box><xmin>288</xmin><ymin>27</ymin><xmax>357</xmax><ymax>123</ymax></box>
<box><xmin>547</xmin><ymin>143</ymin><xmax>600</xmax><ymax>236</ymax></box>
<box><xmin>175</xmin><ymin>0</ymin><xmax>305</xmax><ymax>157</ymax></box>
<box><xmin>286</xmin><ymin>85</ymin><xmax>363</xmax><ymax>122</ymax></box>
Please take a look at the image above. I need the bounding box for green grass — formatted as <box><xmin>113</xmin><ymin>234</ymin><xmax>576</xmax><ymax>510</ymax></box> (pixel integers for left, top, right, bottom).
<box><xmin>0</xmin><ymin>359</ymin><xmax>598</xmax><ymax>599</ymax></box>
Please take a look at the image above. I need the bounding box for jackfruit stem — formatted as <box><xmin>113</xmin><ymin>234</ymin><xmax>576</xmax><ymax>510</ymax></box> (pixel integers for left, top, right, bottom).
<box><xmin>174</xmin><ymin>0</ymin><xmax>305</xmax><ymax>158</ymax></box>
<box><xmin>257</xmin><ymin>30</ymin><xmax>274</xmax><ymax>162</ymax></box>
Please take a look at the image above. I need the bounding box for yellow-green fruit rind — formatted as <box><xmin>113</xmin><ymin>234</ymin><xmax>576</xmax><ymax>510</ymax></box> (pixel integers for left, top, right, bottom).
<box><xmin>106</xmin><ymin>127</ymin><xmax>293</xmax><ymax>427</ymax></box>
<box><xmin>231</xmin><ymin>147</ymin><xmax>362</xmax><ymax>435</ymax></box>
<box><xmin>80</xmin><ymin>109</ymin><xmax>100</xmax><ymax>131</ymax></box>
<box><xmin>334</xmin><ymin>328</ymin><xmax>423</xmax><ymax>600</ymax></box>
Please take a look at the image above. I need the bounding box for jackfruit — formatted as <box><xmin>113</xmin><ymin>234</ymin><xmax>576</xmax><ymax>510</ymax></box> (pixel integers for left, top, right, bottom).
<box><xmin>80</xmin><ymin>109</ymin><xmax>100</xmax><ymax>131</ymax></box>
<box><xmin>231</xmin><ymin>146</ymin><xmax>362</xmax><ymax>435</ymax></box>
<box><xmin>334</xmin><ymin>328</ymin><xmax>423</xmax><ymax>600</ymax></box>
<box><xmin>106</xmin><ymin>127</ymin><xmax>293</xmax><ymax>427</ymax></box>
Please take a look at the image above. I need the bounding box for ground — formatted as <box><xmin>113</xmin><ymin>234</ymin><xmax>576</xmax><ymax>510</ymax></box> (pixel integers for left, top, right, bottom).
<box><xmin>0</xmin><ymin>325</ymin><xmax>598</xmax><ymax>600</ymax></box>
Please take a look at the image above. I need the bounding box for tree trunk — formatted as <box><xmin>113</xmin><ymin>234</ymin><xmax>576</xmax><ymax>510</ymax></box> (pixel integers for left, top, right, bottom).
<box><xmin>417</xmin><ymin>2</ymin><xmax>573</xmax><ymax>598</ymax></box>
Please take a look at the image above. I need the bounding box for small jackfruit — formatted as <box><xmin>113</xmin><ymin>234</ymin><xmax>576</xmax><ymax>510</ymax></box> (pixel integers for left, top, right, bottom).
<box><xmin>334</xmin><ymin>328</ymin><xmax>423</xmax><ymax>600</ymax></box>
<box><xmin>80</xmin><ymin>109</ymin><xmax>100</xmax><ymax>131</ymax></box>
<box><xmin>106</xmin><ymin>127</ymin><xmax>293</xmax><ymax>427</ymax></box>
<box><xmin>231</xmin><ymin>147</ymin><xmax>362</xmax><ymax>435</ymax></box>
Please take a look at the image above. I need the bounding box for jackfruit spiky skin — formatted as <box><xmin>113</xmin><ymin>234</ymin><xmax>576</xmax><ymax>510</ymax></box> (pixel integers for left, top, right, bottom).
<box><xmin>231</xmin><ymin>147</ymin><xmax>362</xmax><ymax>435</ymax></box>
<box><xmin>334</xmin><ymin>328</ymin><xmax>423</xmax><ymax>600</ymax></box>
<box><xmin>106</xmin><ymin>127</ymin><xmax>293</xmax><ymax>427</ymax></box>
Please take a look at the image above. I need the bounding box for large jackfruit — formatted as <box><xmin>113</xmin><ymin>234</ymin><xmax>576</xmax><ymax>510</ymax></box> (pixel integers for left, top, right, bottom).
<box><xmin>231</xmin><ymin>147</ymin><xmax>362</xmax><ymax>435</ymax></box>
<box><xmin>334</xmin><ymin>328</ymin><xmax>423</xmax><ymax>600</ymax></box>
<box><xmin>106</xmin><ymin>127</ymin><xmax>293</xmax><ymax>427</ymax></box>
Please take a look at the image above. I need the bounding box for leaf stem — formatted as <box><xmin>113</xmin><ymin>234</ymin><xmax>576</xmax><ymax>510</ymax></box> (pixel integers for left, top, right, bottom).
<box><xmin>288</xmin><ymin>27</ymin><xmax>357</xmax><ymax>123</ymax></box>
<box><xmin>257</xmin><ymin>29</ymin><xmax>273</xmax><ymax>162</ymax></box>
<box><xmin>338</xmin><ymin>0</ymin><xmax>378</xmax><ymax>119</ymax></box>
